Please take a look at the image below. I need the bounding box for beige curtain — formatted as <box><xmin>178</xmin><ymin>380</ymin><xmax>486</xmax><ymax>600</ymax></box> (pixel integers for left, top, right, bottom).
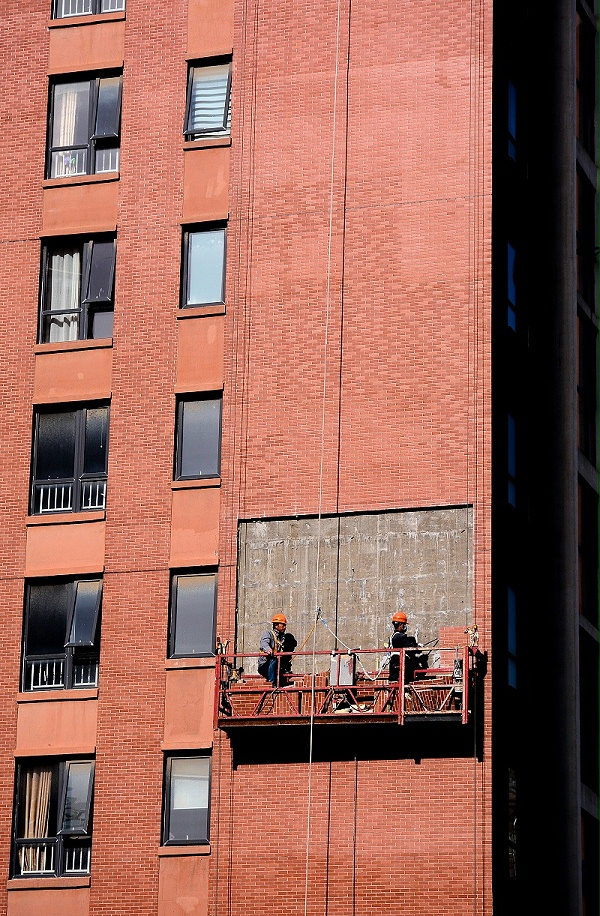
<box><xmin>19</xmin><ymin>766</ymin><xmax>52</xmax><ymax>873</ymax></box>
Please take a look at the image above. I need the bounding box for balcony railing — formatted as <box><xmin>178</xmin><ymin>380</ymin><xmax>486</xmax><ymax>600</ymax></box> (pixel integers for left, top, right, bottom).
<box><xmin>15</xmin><ymin>838</ymin><xmax>91</xmax><ymax>877</ymax></box>
<box><xmin>32</xmin><ymin>478</ymin><xmax>106</xmax><ymax>514</ymax></box>
<box><xmin>55</xmin><ymin>0</ymin><xmax>125</xmax><ymax>14</ymax></box>
<box><xmin>24</xmin><ymin>654</ymin><xmax>99</xmax><ymax>691</ymax></box>
<box><xmin>216</xmin><ymin>646</ymin><xmax>478</xmax><ymax>727</ymax></box>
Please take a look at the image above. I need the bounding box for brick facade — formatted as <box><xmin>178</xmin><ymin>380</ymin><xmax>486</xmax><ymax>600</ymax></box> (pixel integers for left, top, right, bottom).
<box><xmin>0</xmin><ymin>0</ymin><xmax>494</xmax><ymax>913</ymax></box>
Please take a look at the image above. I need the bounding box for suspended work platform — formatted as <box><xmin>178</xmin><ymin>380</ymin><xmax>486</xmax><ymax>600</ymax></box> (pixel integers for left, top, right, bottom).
<box><xmin>215</xmin><ymin>646</ymin><xmax>480</xmax><ymax>728</ymax></box>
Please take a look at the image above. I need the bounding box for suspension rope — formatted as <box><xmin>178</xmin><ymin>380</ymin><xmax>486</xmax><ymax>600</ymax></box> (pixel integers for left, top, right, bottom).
<box><xmin>303</xmin><ymin>0</ymin><xmax>345</xmax><ymax>912</ymax></box>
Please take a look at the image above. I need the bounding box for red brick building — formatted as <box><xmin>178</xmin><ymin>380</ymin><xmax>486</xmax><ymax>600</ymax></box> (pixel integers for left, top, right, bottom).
<box><xmin>0</xmin><ymin>1</ymin><xmax>596</xmax><ymax>915</ymax></box>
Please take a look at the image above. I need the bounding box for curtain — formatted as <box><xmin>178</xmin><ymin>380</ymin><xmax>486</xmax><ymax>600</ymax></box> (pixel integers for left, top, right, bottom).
<box><xmin>20</xmin><ymin>766</ymin><xmax>52</xmax><ymax>872</ymax></box>
<box><xmin>51</xmin><ymin>83</ymin><xmax>89</xmax><ymax>177</ymax></box>
<box><xmin>49</xmin><ymin>249</ymin><xmax>80</xmax><ymax>342</ymax></box>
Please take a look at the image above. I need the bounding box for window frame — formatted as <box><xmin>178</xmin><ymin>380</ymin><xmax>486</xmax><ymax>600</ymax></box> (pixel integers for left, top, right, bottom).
<box><xmin>22</xmin><ymin>577</ymin><xmax>102</xmax><ymax>692</ymax></box>
<box><xmin>12</xmin><ymin>757</ymin><xmax>95</xmax><ymax>878</ymax></box>
<box><xmin>46</xmin><ymin>72</ymin><xmax>122</xmax><ymax>180</ymax></box>
<box><xmin>162</xmin><ymin>754</ymin><xmax>211</xmax><ymax>846</ymax></box>
<box><xmin>30</xmin><ymin>403</ymin><xmax>110</xmax><ymax>516</ymax></box>
<box><xmin>52</xmin><ymin>0</ymin><xmax>125</xmax><ymax>17</ymax></box>
<box><xmin>183</xmin><ymin>57</ymin><xmax>232</xmax><ymax>141</ymax></box>
<box><xmin>181</xmin><ymin>223</ymin><xmax>227</xmax><ymax>309</ymax></box>
<box><xmin>39</xmin><ymin>235</ymin><xmax>116</xmax><ymax>343</ymax></box>
<box><xmin>168</xmin><ymin>569</ymin><xmax>218</xmax><ymax>659</ymax></box>
<box><xmin>173</xmin><ymin>394</ymin><xmax>222</xmax><ymax>481</ymax></box>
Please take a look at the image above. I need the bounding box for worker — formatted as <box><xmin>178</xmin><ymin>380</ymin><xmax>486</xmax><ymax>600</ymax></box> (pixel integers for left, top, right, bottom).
<box><xmin>388</xmin><ymin>611</ymin><xmax>425</xmax><ymax>683</ymax></box>
<box><xmin>258</xmin><ymin>613</ymin><xmax>297</xmax><ymax>688</ymax></box>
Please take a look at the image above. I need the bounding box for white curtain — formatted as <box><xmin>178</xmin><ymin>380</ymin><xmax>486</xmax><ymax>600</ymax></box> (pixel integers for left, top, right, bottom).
<box><xmin>49</xmin><ymin>249</ymin><xmax>80</xmax><ymax>342</ymax></box>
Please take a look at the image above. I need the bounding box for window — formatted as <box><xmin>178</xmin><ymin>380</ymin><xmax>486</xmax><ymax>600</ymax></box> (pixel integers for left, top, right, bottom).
<box><xmin>507</xmin><ymin>412</ymin><xmax>516</xmax><ymax>507</ymax></box>
<box><xmin>181</xmin><ymin>225</ymin><xmax>226</xmax><ymax>307</ymax></box>
<box><xmin>507</xmin><ymin>80</ymin><xmax>517</xmax><ymax>160</ymax></box>
<box><xmin>507</xmin><ymin>242</ymin><xmax>516</xmax><ymax>330</ymax></box>
<box><xmin>576</xmin><ymin>168</ymin><xmax>596</xmax><ymax>306</ymax></box>
<box><xmin>577</xmin><ymin>314</ymin><xmax>598</xmax><ymax>464</ymax></box>
<box><xmin>22</xmin><ymin>578</ymin><xmax>102</xmax><ymax>691</ymax></box>
<box><xmin>13</xmin><ymin>758</ymin><xmax>94</xmax><ymax>877</ymax></box>
<box><xmin>53</xmin><ymin>0</ymin><xmax>125</xmax><ymax>16</ymax></box>
<box><xmin>30</xmin><ymin>404</ymin><xmax>109</xmax><ymax>515</ymax></box>
<box><xmin>507</xmin><ymin>586</ymin><xmax>517</xmax><ymax>688</ymax></box>
<box><xmin>576</xmin><ymin>13</ymin><xmax>597</xmax><ymax>157</ymax></box>
<box><xmin>169</xmin><ymin>571</ymin><xmax>217</xmax><ymax>658</ymax></box>
<box><xmin>39</xmin><ymin>236</ymin><xmax>116</xmax><ymax>343</ymax></box>
<box><xmin>174</xmin><ymin>395</ymin><xmax>222</xmax><ymax>480</ymax></box>
<box><xmin>47</xmin><ymin>74</ymin><xmax>122</xmax><ymax>179</ymax></box>
<box><xmin>507</xmin><ymin>766</ymin><xmax>517</xmax><ymax>880</ymax></box>
<box><xmin>184</xmin><ymin>59</ymin><xmax>231</xmax><ymax>140</ymax></box>
<box><xmin>163</xmin><ymin>755</ymin><xmax>210</xmax><ymax>845</ymax></box>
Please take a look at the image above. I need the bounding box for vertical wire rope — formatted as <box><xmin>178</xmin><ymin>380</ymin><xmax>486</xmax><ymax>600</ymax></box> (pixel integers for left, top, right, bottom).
<box><xmin>467</xmin><ymin>0</ymin><xmax>487</xmax><ymax>911</ymax></box>
<box><xmin>352</xmin><ymin>757</ymin><xmax>358</xmax><ymax>916</ymax></box>
<box><xmin>303</xmin><ymin>1</ymin><xmax>345</xmax><ymax>913</ymax></box>
<box><xmin>215</xmin><ymin>0</ymin><xmax>260</xmax><ymax>910</ymax></box>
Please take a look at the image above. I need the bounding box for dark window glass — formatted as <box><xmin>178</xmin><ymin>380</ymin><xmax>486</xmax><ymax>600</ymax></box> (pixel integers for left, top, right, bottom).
<box><xmin>34</xmin><ymin>411</ymin><xmax>77</xmax><ymax>482</ymax></box>
<box><xmin>163</xmin><ymin>756</ymin><xmax>210</xmax><ymax>844</ymax></box>
<box><xmin>94</xmin><ymin>77</ymin><xmax>121</xmax><ymax>137</ymax></box>
<box><xmin>576</xmin><ymin>169</ymin><xmax>596</xmax><ymax>306</ymax></box>
<box><xmin>576</xmin><ymin>13</ymin><xmax>597</xmax><ymax>156</ymax></box>
<box><xmin>507</xmin><ymin>242</ymin><xmax>516</xmax><ymax>330</ymax></box>
<box><xmin>61</xmin><ymin>762</ymin><xmax>94</xmax><ymax>834</ymax></box>
<box><xmin>507</xmin><ymin>767</ymin><xmax>517</xmax><ymax>879</ymax></box>
<box><xmin>169</xmin><ymin>572</ymin><xmax>217</xmax><ymax>657</ymax></box>
<box><xmin>508</xmin><ymin>81</ymin><xmax>517</xmax><ymax>160</ymax></box>
<box><xmin>175</xmin><ymin>396</ymin><xmax>222</xmax><ymax>480</ymax></box>
<box><xmin>507</xmin><ymin>587</ymin><xmax>517</xmax><ymax>688</ymax></box>
<box><xmin>65</xmin><ymin>580</ymin><xmax>102</xmax><ymax>647</ymax></box>
<box><xmin>83</xmin><ymin>408</ymin><xmax>109</xmax><ymax>476</ymax></box>
<box><xmin>182</xmin><ymin>226</ymin><xmax>226</xmax><ymax>307</ymax></box>
<box><xmin>48</xmin><ymin>74</ymin><xmax>121</xmax><ymax>179</ymax></box>
<box><xmin>31</xmin><ymin>405</ymin><xmax>109</xmax><ymax>515</ymax></box>
<box><xmin>40</xmin><ymin>236</ymin><xmax>116</xmax><ymax>343</ymax></box>
<box><xmin>507</xmin><ymin>413</ymin><xmax>516</xmax><ymax>506</ymax></box>
<box><xmin>577</xmin><ymin>315</ymin><xmax>598</xmax><ymax>464</ymax></box>
<box><xmin>13</xmin><ymin>758</ymin><xmax>94</xmax><ymax>877</ymax></box>
<box><xmin>23</xmin><ymin>578</ymin><xmax>102</xmax><ymax>691</ymax></box>
<box><xmin>27</xmin><ymin>583</ymin><xmax>70</xmax><ymax>657</ymax></box>
<box><xmin>578</xmin><ymin>480</ymin><xmax>599</xmax><ymax>629</ymax></box>
<box><xmin>579</xmin><ymin>630</ymin><xmax>599</xmax><ymax>791</ymax></box>
<box><xmin>184</xmin><ymin>61</ymin><xmax>231</xmax><ymax>140</ymax></box>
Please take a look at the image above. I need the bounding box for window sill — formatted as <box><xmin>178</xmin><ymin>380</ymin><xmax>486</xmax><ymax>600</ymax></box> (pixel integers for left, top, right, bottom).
<box><xmin>165</xmin><ymin>657</ymin><xmax>216</xmax><ymax>671</ymax></box>
<box><xmin>35</xmin><ymin>338</ymin><xmax>112</xmax><ymax>355</ymax></box>
<box><xmin>43</xmin><ymin>172</ymin><xmax>119</xmax><ymax>189</ymax></box>
<box><xmin>177</xmin><ymin>305</ymin><xmax>226</xmax><ymax>319</ymax></box>
<box><xmin>17</xmin><ymin>688</ymin><xmax>98</xmax><ymax>704</ymax></box>
<box><xmin>158</xmin><ymin>844</ymin><xmax>211</xmax><ymax>857</ymax></box>
<box><xmin>183</xmin><ymin>137</ymin><xmax>231</xmax><ymax>151</ymax></box>
<box><xmin>27</xmin><ymin>511</ymin><xmax>105</xmax><ymax>527</ymax></box>
<box><xmin>171</xmin><ymin>478</ymin><xmax>221</xmax><ymax>491</ymax></box>
<box><xmin>48</xmin><ymin>11</ymin><xmax>125</xmax><ymax>28</ymax></box>
<box><xmin>8</xmin><ymin>875</ymin><xmax>91</xmax><ymax>891</ymax></box>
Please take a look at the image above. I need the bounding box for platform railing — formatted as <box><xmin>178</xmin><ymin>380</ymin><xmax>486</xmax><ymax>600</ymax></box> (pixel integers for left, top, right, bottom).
<box><xmin>215</xmin><ymin>646</ymin><xmax>475</xmax><ymax>726</ymax></box>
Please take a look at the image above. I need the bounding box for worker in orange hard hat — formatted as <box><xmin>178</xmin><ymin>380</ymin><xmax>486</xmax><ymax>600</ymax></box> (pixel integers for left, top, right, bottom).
<box><xmin>388</xmin><ymin>610</ymin><xmax>422</xmax><ymax>683</ymax></box>
<box><xmin>258</xmin><ymin>613</ymin><xmax>297</xmax><ymax>688</ymax></box>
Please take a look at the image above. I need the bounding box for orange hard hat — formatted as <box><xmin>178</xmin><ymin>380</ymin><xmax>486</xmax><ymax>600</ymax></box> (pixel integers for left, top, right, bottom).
<box><xmin>392</xmin><ymin>611</ymin><xmax>407</xmax><ymax>623</ymax></box>
<box><xmin>272</xmin><ymin>613</ymin><xmax>287</xmax><ymax>624</ymax></box>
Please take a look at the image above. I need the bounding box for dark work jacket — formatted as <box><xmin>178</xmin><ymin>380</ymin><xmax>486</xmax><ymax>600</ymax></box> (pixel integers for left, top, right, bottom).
<box><xmin>258</xmin><ymin>628</ymin><xmax>297</xmax><ymax>676</ymax></box>
<box><xmin>389</xmin><ymin>631</ymin><xmax>419</xmax><ymax>682</ymax></box>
